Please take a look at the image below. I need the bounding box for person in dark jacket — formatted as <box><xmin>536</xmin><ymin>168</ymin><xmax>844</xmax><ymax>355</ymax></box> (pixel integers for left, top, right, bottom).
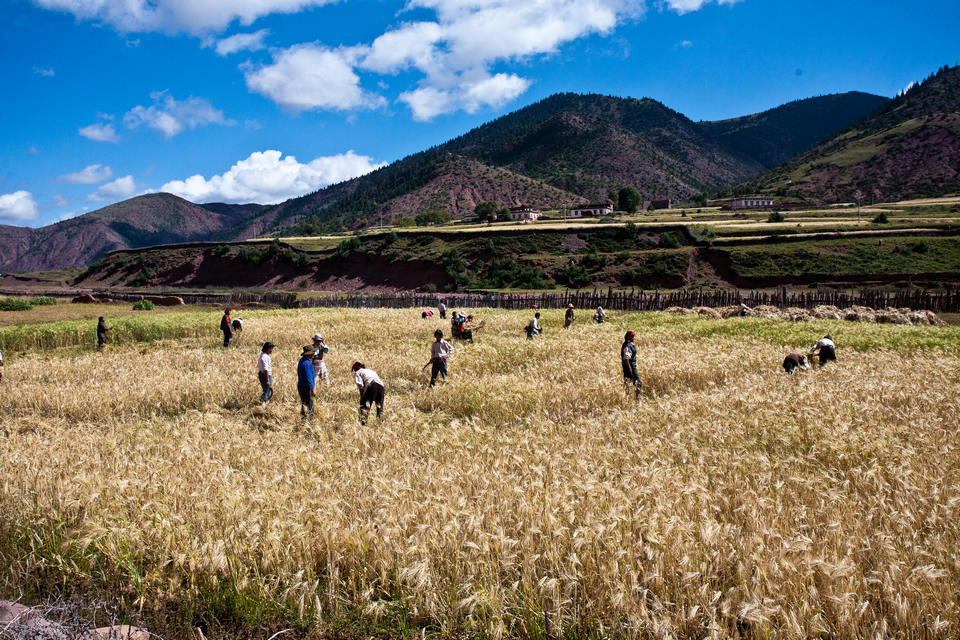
<box><xmin>564</xmin><ymin>303</ymin><xmax>575</xmax><ymax>328</ymax></box>
<box><xmin>621</xmin><ymin>331</ymin><xmax>641</xmax><ymax>398</ymax></box>
<box><xmin>782</xmin><ymin>353</ymin><xmax>809</xmax><ymax>374</ymax></box>
<box><xmin>96</xmin><ymin>316</ymin><xmax>111</xmax><ymax>350</ymax></box>
<box><xmin>297</xmin><ymin>345</ymin><xmax>316</xmax><ymax>417</ymax></box>
<box><xmin>220</xmin><ymin>308</ymin><xmax>233</xmax><ymax>347</ymax></box>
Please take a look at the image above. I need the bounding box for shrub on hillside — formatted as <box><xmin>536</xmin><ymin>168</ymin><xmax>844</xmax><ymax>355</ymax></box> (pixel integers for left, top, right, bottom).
<box><xmin>872</xmin><ymin>212</ymin><xmax>889</xmax><ymax>223</ymax></box>
<box><xmin>0</xmin><ymin>298</ymin><xmax>32</xmax><ymax>311</ymax></box>
<box><xmin>133</xmin><ymin>299</ymin><xmax>155</xmax><ymax>311</ymax></box>
<box><xmin>767</xmin><ymin>211</ymin><xmax>786</xmax><ymax>223</ymax></box>
<box><xmin>29</xmin><ymin>296</ymin><xmax>57</xmax><ymax>306</ymax></box>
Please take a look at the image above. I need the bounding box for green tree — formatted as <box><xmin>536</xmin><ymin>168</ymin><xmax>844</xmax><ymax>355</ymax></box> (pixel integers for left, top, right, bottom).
<box><xmin>617</xmin><ymin>186</ymin><xmax>642</xmax><ymax>213</ymax></box>
<box><xmin>691</xmin><ymin>193</ymin><xmax>708</xmax><ymax>207</ymax></box>
<box><xmin>415</xmin><ymin>209</ymin><xmax>452</xmax><ymax>226</ymax></box>
<box><xmin>475</xmin><ymin>201</ymin><xmax>498</xmax><ymax>222</ymax></box>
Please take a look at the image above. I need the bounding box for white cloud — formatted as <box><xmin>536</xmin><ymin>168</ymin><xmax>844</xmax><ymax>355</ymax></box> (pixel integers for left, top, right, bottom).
<box><xmin>79</xmin><ymin>122</ymin><xmax>120</xmax><ymax>142</ymax></box>
<box><xmin>0</xmin><ymin>191</ymin><xmax>39</xmax><ymax>223</ymax></box>
<box><xmin>245</xmin><ymin>45</ymin><xmax>386</xmax><ymax>112</ymax></box>
<box><xmin>212</xmin><ymin>29</ymin><xmax>269</xmax><ymax>55</ymax></box>
<box><xmin>59</xmin><ymin>164</ymin><xmax>113</xmax><ymax>184</ymax></box>
<box><xmin>124</xmin><ymin>91</ymin><xmax>232</xmax><ymax>138</ymax></box>
<box><xmin>356</xmin><ymin>0</ymin><xmax>640</xmax><ymax>119</ymax></box>
<box><xmin>160</xmin><ymin>149</ymin><xmax>385</xmax><ymax>204</ymax></box>
<box><xmin>53</xmin><ymin>194</ymin><xmax>71</xmax><ymax>208</ymax></box>
<box><xmin>665</xmin><ymin>0</ymin><xmax>739</xmax><ymax>14</ymax></box>
<box><xmin>676</xmin><ymin>39</ymin><xmax>693</xmax><ymax>47</ymax></box>
<box><xmin>31</xmin><ymin>0</ymin><xmax>333</xmax><ymax>35</ymax></box>
<box><xmin>90</xmin><ymin>175</ymin><xmax>137</xmax><ymax>201</ymax></box>
<box><xmin>400</xmin><ymin>71</ymin><xmax>531</xmax><ymax>121</ymax></box>
<box><xmin>33</xmin><ymin>66</ymin><xmax>55</xmax><ymax>77</ymax></box>
<box><xmin>898</xmin><ymin>81</ymin><xmax>918</xmax><ymax>96</ymax></box>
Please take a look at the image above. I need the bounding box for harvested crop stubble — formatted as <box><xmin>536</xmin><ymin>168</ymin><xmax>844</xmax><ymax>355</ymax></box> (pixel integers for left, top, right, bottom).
<box><xmin>1</xmin><ymin>309</ymin><xmax>959</xmax><ymax>639</ymax></box>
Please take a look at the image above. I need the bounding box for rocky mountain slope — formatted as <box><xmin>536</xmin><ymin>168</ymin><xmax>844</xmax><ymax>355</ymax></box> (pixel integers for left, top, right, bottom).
<box><xmin>2</xmin><ymin>88</ymin><xmax>892</xmax><ymax>271</ymax></box>
<box><xmin>754</xmin><ymin>65</ymin><xmax>960</xmax><ymax>202</ymax></box>
<box><xmin>0</xmin><ymin>194</ymin><xmax>266</xmax><ymax>272</ymax></box>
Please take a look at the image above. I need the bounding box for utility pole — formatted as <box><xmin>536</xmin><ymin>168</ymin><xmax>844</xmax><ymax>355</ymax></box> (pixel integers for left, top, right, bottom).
<box><xmin>854</xmin><ymin>189</ymin><xmax>863</xmax><ymax>225</ymax></box>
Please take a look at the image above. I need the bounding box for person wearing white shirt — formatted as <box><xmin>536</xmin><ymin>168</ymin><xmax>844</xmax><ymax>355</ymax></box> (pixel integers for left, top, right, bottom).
<box><xmin>525</xmin><ymin>312</ymin><xmax>541</xmax><ymax>339</ymax></box>
<box><xmin>809</xmin><ymin>335</ymin><xmax>836</xmax><ymax>367</ymax></box>
<box><xmin>594</xmin><ymin>306</ymin><xmax>607</xmax><ymax>324</ymax></box>
<box><xmin>257</xmin><ymin>342</ymin><xmax>275</xmax><ymax>405</ymax></box>
<box><xmin>429</xmin><ymin>329</ymin><xmax>454</xmax><ymax>386</ymax></box>
<box><xmin>352</xmin><ymin>362</ymin><xmax>385</xmax><ymax>425</ymax></box>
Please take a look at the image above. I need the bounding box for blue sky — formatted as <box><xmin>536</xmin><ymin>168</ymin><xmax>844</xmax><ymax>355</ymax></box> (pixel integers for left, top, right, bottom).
<box><xmin>1</xmin><ymin>0</ymin><xmax>957</xmax><ymax>228</ymax></box>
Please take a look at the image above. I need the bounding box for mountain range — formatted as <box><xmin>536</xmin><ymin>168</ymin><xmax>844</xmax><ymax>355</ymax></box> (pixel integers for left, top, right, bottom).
<box><xmin>3</xmin><ymin>67</ymin><xmax>957</xmax><ymax>274</ymax></box>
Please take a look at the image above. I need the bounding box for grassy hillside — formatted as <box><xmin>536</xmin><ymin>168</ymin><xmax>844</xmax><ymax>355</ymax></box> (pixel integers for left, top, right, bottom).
<box><xmin>699</xmin><ymin>91</ymin><xmax>889</xmax><ymax>169</ymax></box>
<box><xmin>755</xmin><ymin>65</ymin><xmax>960</xmax><ymax>202</ymax></box>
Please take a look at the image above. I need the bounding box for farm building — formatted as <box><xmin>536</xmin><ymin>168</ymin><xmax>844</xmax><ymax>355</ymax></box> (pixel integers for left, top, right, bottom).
<box><xmin>648</xmin><ymin>198</ymin><xmax>672</xmax><ymax>210</ymax></box>
<box><xmin>508</xmin><ymin>205</ymin><xmax>543</xmax><ymax>222</ymax></box>
<box><xmin>569</xmin><ymin>201</ymin><xmax>614</xmax><ymax>217</ymax></box>
<box><xmin>724</xmin><ymin>197</ymin><xmax>776</xmax><ymax>210</ymax></box>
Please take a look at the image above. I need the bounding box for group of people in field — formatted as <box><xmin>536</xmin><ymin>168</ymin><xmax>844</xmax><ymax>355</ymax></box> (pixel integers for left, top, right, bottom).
<box><xmin>76</xmin><ymin>301</ymin><xmax>837</xmax><ymax>423</ymax></box>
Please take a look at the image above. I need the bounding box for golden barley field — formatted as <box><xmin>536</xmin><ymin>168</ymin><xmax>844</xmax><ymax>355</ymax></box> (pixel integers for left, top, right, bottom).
<box><xmin>1</xmin><ymin>307</ymin><xmax>959</xmax><ymax>639</ymax></box>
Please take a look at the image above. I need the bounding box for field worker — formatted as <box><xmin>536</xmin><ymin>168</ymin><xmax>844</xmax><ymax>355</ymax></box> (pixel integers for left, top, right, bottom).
<box><xmin>96</xmin><ymin>316</ymin><xmax>111</xmax><ymax>350</ymax></box>
<box><xmin>594</xmin><ymin>305</ymin><xmax>607</xmax><ymax>324</ymax></box>
<box><xmin>809</xmin><ymin>334</ymin><xmax>837</xmax><ymax>367</ymax></box>
<box><xmin>621</xmin><ymin>331</ymin><xmax>642</xmax><ymax>398</ymax></box>
<box><xmin>421</xmin><ymin>310</ymin><xmax>434</xmax><ymax>319</ymax></box>
<box><xmin>258</xmin><ymin>342</ymin><xmax>275</xmax><ymax>406</ymax></box>
<box><xmin>0</xmin><ymin>348</ymin><xmax>4</xmax><ymax>384</ymax></box>
<box><xmin>353</xmin><ymin>362</ymin><xmax>385</xmax><ymax>425</ymax></box>
<box><xmin>312</xmin><ymin>334</ymin><xmax>330</xmax><ymax>387</ymax></box>
<box><xmin>525</xmin><ymin>312</ymin><xmax>542</xmax><ymax>339</ymax></box>
<box><xmin>220</xmin><ymin>308</ymin><xmax>233</xmax><ymax>347</ymax></box>
<box><xmin>297</xmin><ymin>345</ymin><xmax>317</xmax><ymax>417</ymax></box>
<box><xmin>782</xmin><ymin>352</ymin><xmax>810</xmax><ymax>374</ymax></box>
<box><xmin>564</xmin><ymin>304</ymin><xmax>575</xmax><ymax>328</ymax></box>
<box><xmin>429</xmin><ymin>329</ymin><xmax>454</xmax><ymax>386</ymax></box>
<box><xmin>232</xmin><ymin>317</ymin><xmax>243</xmax><ymax>333</ymax></box>
<box><xmin>438</xmin><ymin>301</ymin><xmax>447</xmax><ymax>319</ymax></box>
<box><xmin>738</xmin><ymin>298</ymin><xmax>752</xmax><ymax>317</ymax></box>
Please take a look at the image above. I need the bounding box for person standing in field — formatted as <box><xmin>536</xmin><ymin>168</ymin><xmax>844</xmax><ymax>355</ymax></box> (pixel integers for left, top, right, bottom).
<box><xmin>257</xmin><ymin>342</ymin><xmax>275</xmax><ymax>406</ymax></box>
<box><xmin>0</xmin><ymin>348</ymin><xmax>4</xmax><ymax>384</ymax></box>
<box><xmin>429</xmin><ymin>329</ymin><xmax>454</xmax><ymax>387</ymax></box>
<box><xmin>220</xmin><ymin>308</ymin><xmax>233</xmax><ymax>347</ymax></box>
<box><xmin>564</xmin><ymin>303</ymin><xmax>575</xmax><ymax>328</ymax></box>
<box><xmin>594</xmin><ymin>305</ymin><xmax>607</xmax><ymax>324</ymax></box>
<box><xmin>809</xmin><ymin>334</ymin><xmax>837</xmax><ymax>367</ymax></box>
<box><xmin>782</xmin><ymin>352</ymin><xmax>809</xmax><ymax>374</ymax></box>
<box><xmin>312</xmin><ymin>334</ymin><xmax>330</xmax><ymax>387</ymax></box>
<box><xmin>525</xmin><ymin>312</ymin><xmax>542</xmax><ymax>339</ymax></box>
<box><xmin>438</xmin><ymin>301</ymin><xmax>447</xmax><ymax>319</ymax></box>
<box><xmin>96</xmin><ymin>316</ymin><xmax>111</xmax><ymax>350</ymax></box>
<box><xmin>353</xmin><ymin>362</ymin><xmax>385</xmax><ymax>425</ymax></box>
<box><xmin>297</xmin><ymin>345</ymin><xmax>316</xmax><ymax>417</ymax></box>
<box><xmin>621</xmin><ymin>330</ymin><xmax>642</xmax><ymax>398</ymax></box>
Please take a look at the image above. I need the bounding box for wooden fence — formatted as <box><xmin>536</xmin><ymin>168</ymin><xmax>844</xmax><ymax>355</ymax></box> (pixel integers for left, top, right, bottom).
<box><xmin>78</xmin><ymin>288</ymin><xmax>960</xmax><ymax>313</ymax></box>
<box><xmin>4</xmin><ymin>287</ymin><xmax>958</xmax><ymax>312</ymax></box>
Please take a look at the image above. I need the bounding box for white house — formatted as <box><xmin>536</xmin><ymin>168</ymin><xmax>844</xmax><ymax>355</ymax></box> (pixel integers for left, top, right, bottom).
<box><xmin>727</xmin><ymin>197</ymin><xmax>775</xmax><ymax>210</ymax></box>
<box><xmin>569</xmin><ymin>201</ymin><xmax>614</xmax><ymax>217</ymax></box>
<box><xmin>508</xmin><ymin>205</ymin><xmax>542</xmax><ymax>222</ymax></box>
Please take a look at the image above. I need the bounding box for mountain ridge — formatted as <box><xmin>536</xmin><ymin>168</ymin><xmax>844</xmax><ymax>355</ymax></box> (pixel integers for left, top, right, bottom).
<box><xmin>1</xmin><ymin>88</ymin><xmax>893</xmax><ymax>272</ymax></box>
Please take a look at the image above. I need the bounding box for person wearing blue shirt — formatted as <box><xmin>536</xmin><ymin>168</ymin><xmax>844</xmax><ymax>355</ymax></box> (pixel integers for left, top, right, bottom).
<box><xmin>296</xmin><ymin>345</ymin><xmax>316</xmax><ymax>416</ymax></box>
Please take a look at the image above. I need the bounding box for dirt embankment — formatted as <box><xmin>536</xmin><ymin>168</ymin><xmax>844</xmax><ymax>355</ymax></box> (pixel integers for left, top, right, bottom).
<box><xmin>78</xmin><ymin>247</ymin><xmax>451</xmax><ymax>293</ymax></box>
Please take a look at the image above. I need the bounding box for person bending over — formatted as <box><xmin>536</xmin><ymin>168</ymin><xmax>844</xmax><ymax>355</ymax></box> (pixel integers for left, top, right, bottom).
<box><xmin>353</xmin><ymin>362</ymin><xmax>385</xmax><ymax>425</ymax></box>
